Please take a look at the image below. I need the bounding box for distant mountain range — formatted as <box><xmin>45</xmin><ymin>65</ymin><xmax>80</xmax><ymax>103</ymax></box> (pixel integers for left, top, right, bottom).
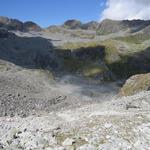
<box><xmin>0</xmin><ymin>16</ymin><xmax>150</xmax><ymax>35</ymax></box>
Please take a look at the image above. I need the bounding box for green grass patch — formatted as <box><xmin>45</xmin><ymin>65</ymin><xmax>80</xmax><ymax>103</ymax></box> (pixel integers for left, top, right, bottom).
<box><xmin>63</xmin><ymin>57</ymin><xmax>106</xmax><ymax>78</ymax></box>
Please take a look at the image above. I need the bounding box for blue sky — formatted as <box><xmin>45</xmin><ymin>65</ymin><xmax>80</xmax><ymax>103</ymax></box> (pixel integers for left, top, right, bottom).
<box><xmin>0</xmin><ymin>0</ymin><xmax>106</xmax><ymax>27</ymax></box>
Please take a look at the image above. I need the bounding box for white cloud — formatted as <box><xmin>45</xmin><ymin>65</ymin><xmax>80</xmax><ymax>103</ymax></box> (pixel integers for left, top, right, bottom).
<box><xmin>101</xmin><ymin>0</ymin><xmax>150</xmax><ymax>20</ymax></box>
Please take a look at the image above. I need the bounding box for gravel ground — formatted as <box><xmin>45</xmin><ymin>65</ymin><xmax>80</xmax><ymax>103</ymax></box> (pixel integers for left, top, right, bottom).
<box><xmin>0</xmin><ymin>91</ymin><xmax>150</xmax><ymax>150</ymax></box>
<box><xmin>0</xmin><ymin>62</ymin><xmax>118</xmax><ymax>118</ymax></box>
<box><xmin>0</xmin><ymin>60</ymin><xmax>150</xmax><ymax>150</ymax></box>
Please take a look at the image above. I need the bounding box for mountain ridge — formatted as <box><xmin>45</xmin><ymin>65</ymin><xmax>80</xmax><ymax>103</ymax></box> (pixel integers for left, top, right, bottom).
<box><xmin>1</xmin><ymin>16</ymin><xmax>150</xmax><ymax>34</ymax></box>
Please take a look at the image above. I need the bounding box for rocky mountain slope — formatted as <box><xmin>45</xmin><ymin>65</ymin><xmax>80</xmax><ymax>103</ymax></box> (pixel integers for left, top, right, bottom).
<box><xmin>0</xmin><ymin>16</ymin><xmax>150</xmax><ymax>149</ymax></box>
<box><xmin>97</xmin><ymin>19</ymin><xmax>150</xmax><ymax>35</ymax></box>
<box><xmin>0</xmin><ymin>16</ymin><xmax>41</xmax><ymax>32</ymax></box>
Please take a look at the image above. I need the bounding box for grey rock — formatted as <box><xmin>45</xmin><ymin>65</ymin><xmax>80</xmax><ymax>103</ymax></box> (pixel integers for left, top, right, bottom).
<box><xmin>81</xmin><ymin>21</ymin><xmax>99</xmax><ymax>30</ymax></box>
<box><xmin>63</xmin><ymin>19</ymin><xmax>82</xmax><ymax>29</ymax></box>
<box><xmin>62</xmin><ymin>138</ymin><xmax>76</xmax><ymax>146</ymax></box>
<box><xmin>23</xmin><ymin>21</ymin><xmax>41</xmax><ymax>32</ymax></box>
<box><xmin>77</xmin><ymin>144</ymin><xmax>97</xmax><ymax>150</ymax></box>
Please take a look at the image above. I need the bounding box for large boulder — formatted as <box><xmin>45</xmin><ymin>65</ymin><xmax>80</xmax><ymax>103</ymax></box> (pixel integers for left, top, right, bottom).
<box><xmin>23</xmin><ymin>21</ymin><xmax>41</xmax><ymax>32</ymax></box>
<box><xmin>119</xmin><ymin>73</ymin><xmax>150</xmax><ymax>96</ymax></box>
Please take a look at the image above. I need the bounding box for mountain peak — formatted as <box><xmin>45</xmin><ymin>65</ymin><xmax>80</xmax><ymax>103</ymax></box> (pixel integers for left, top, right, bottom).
<box><xmin>0</xmin><ymin>16</ymin><xmax>41</xmax><ymax>32</ymax></box>
<box><xmin>63</xmin><ymin>19</ymin><xmax>82</xmax><ymax>29</ymax></box>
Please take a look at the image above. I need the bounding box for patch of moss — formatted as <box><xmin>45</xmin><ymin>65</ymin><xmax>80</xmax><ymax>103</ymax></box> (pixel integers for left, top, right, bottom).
<box><xmin>0</xmin><ymin>64</ymin><xmax>6</xmax><ymax>71</ymax></box>
<box><xmin>82</xmin><ymin>64</ymin><xmax>105</xmax><ymax>78</ymax></box>
<box><xmin>63</xmin><ymin>57</ymin><xmax>86</xmax><ymax>73</ymax></box>
<box><xmin>101</xmin><ymin>40</ymin><xmax>121</xmax><ymax>64</ymax></box>
<box><xmin>63</xmin><ymin>57</ymin><xmax>106</xmax><ymax>78</ymax></box>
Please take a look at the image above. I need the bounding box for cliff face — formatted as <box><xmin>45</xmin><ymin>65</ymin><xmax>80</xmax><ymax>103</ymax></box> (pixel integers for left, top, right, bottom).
<box><xmin>0</xmin><ymin>31</ymin><xmax>61</xmax><ymax>70</ymax></box>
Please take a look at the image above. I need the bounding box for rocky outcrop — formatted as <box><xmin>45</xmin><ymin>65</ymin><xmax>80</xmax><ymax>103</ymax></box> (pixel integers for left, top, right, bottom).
<box><xmin>23</xmin><ymin>21</ymin><xmax>41</xmax><ymax>32</ymax></box>
<box><xmin>63</xmin><ymin>19</ymin><xmax>82</xmax><ymax>29</ymax></box>
<box><xmin>0</xmin><ymin>16</ymin><xmax>23</xmax><ymax>31</ymax></box>
<box><xmin>0</xmin><ymin>16</ymin><xmax>41</xmax><ymax>32</ymax></box>
<box><xmin>119</xmin><ymin>73</ymin><xmax>150</xmax><ymax>96</ymax></box>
